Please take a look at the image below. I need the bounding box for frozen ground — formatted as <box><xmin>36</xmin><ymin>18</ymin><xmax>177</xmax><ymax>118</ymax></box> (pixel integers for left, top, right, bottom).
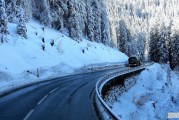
<box><xmin>105</xmin><ymin>63</ymin><xmax>179</xmax><ymax>120</ymax></box>
<box><xmin>0</xmin><ymin>19</ymin><xmax>128</xmax><ymax>95</ymax></box>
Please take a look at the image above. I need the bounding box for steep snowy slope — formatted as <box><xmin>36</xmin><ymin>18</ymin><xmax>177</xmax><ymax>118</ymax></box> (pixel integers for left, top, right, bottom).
<box><xmin>0</xmin><ymin>19</ymin><xmax>128</xmax><ymax>93</ymax></box>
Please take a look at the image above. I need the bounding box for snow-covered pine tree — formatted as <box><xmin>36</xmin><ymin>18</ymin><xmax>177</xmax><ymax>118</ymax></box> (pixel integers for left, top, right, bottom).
<box><xmin>50</xmin><ymin>0</ymin><xmax>64</xmax><ymax>31</ymax></box>
<box><xmin>101</xmin><ymin>8</ymin><xmax>111</xmax><ymax>46</ymax></box>
<box><xmin>86</xmin><ymin>1</ymin><xmax>95</xmax><ymax>42</ymax></box>
<box><xmin>31</xmin><ymin>0</ymin><xmax>40</xmax><ymax>20</ymax></box>
<box><xmin>0</xmin><ymin>0</ymin><xmax>8</xmax><ymax>35</ymax></box>
<box><xmin>67</xmin><ymin>2</ymin><xmax>81</xmax><ymax>40</ymax></box>
<box><xmin>57</xmin><ymin>0</ymin><xmax>68</xmax><ymax>17</ymax></box>
<box><xmin>149</xmin><ymin>26</ymin><xmax>160</xmax><ymax>62</ymax></box>
<box><xmin>170</xmin><ymin>28</ymin><xmax>179</xmax><ymax>69</ymax></box>
<box><xmin>40</xmin><ymin>0</ymin><xmax>52</xmax><ymax>26</ymax></box>
<box><xmin>0</xmin><ymin>0</ymin><xmax>8</xmax><ymax>43</ymax></box>
<box><xmin>22</xmin><ymin>0</ymin><xmax>32</xmax><ymax>21</ymax></box>
<box><xmin>123</xmin><ymin>26</ymin><xmax>132</xmax><ymax>56</ymax></box>
<box><xmin>126</xmin><ymin>35</ymin><xmax>137</xmax><ymax>57</ymax></box>
<box><xmin>117</xmin><ymin>20</ymin><xmax>129</xmax><ymax>53</ymax></box>
<box><xmin>6</xmin><ymin>0</ymin><xmax>18</xmax><ymax>22</ymax></box>
<box><xmin>158</xmin><ymin>23</ymin><xmax>170</xmax><ymax>63</ymax></box>
<box><xmin>76</xmin><ymin>2</ymin><xmax>86</xmax><ymax>36</ymax></box>
<box><xmin>92</xmin><ymin>1</ymin><xmax>102</xmax><ymax>43</ymax></box>
<box><xmin>136</xmin><ymin>32</ymin><xmax>146</xmax><ymax>60</ymax></box>
<box><xmin>16</xmin><ymin>6</ymin><xmax>27</xmax><ymax>39</ymax></box>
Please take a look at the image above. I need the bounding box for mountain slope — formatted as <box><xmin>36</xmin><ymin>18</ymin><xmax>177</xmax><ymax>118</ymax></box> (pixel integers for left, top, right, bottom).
<box><xmin>0</xmin><ymin>19</ymin><xmax>128</xmax><ymax>93</ymax></box>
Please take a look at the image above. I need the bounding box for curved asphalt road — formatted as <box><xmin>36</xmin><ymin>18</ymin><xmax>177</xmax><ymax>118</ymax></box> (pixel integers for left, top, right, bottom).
<box><xmin>0</xmin><ymin>68</ymin><xmax>127</xmax><ymax>120</ymax></box>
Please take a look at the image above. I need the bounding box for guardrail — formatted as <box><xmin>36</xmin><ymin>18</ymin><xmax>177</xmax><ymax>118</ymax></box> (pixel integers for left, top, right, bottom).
<box><xmin>95</xmin><ymin>62</ymin><xmax>154</xmax><ymax>120</ymax></box>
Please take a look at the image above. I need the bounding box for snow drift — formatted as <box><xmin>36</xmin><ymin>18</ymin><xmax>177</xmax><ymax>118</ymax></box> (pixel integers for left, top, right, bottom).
<box><xmin>105</xmin><ymin>63</ymin><xmax>179</xmax><ymax>120</ymax></box>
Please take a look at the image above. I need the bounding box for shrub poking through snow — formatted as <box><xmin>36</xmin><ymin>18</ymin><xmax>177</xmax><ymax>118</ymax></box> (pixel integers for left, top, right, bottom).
<box><xmin>0</xmin><ymin>35</ymin><xmax>3</xmax><ymax>43</ymax></box>
<box><xmin>42</xmin><ymin>27</ymin><xmax>45</xmax><ymax>32</ymax></box>
<box><xmin>50</xmin><ymin>39</ymin><xmax>54</xmax><ymax>46</ymax></box>
<box><xmin>0</xmin><ymin>34</ymin><xmax>6</xmax><ymax>43</ymax></box>
<box><xmin>41</xmin><ymin>44</ymin><xmax>45</xmax><ymax>51</ymax></box>
<box><xmin>42</xmin><ymin>37</ymin><xmax>45</xmax><ymax>43</ymax></box>
<box><xmin>57</xmin><ymin>41</ymin><xmax>63</xmax><ymax>54</ymax></box>
<box><xmin>82</xmin><ymin>49</ymin><xmax>85</xmax><ymax>53</ymax></box>
<box><xmin>27</xmin><ymin>69</ymin><xmax>39</xmax><ymax>78</ymax></box>
<box><xmin>36</xmin><ymin>68</ymin><xmax>39</xmax><ymax>78</ymax></box>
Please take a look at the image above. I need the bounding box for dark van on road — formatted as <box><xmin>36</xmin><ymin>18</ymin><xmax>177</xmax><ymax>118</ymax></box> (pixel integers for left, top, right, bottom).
<box><xmin>128</xmin><ymin>56</ymin><xmax>141</xmax><ymax>67</ymax></box>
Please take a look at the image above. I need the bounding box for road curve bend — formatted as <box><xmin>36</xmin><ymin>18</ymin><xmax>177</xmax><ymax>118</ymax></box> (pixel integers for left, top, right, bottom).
<box><xmin>0</xmin><ymin>68</ymin><xmax>127</xmax><ymax>120</ymax></box>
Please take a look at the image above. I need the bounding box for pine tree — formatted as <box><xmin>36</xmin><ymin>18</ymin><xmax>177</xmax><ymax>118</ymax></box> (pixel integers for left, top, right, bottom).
<box><xmin>16</xmin><ymin>6</ymin><xmax>27</xmax><ymax>39</ymax></box>
<box><xmin>50</xmin><ymin>0</ymin><xmax>64</xmax><ymax>31</ymax></box>
<box><xmin>40</xmin><ymin>0</ymin><xmax>52</xmax><ymax>26</ymax></box>
<box><xmin>6</xmin><ymin>0</ymin><xmax>18</xmax><ymax>22</ymax></box>
<box><xmin>67</xmin><ymin>2</ymin><xmax>81</xmax><ymax>40</ymax></box>
<box><xmin>31</xmin><ymin>0</ymin><xmax>40</xmax><ymax>20</ymax></box>
<box><xmin>86</xmin><ymin>1</ymin><xmax>95</xmax><ymax>42</ymax></box>
<box><xmin>158</xmin><ymin>24</ymin><xmax>170</xmax><ymax>63</ymax></box>
<box><xmin>101</xmin><ymin>9</ymin><xmax>111</xmax><ymax>46</ymax></box>
<box><xmin>149</xmin><ymin>27</ymin><xmax>160</xmax><ymax>62</ymax></box>
<box><xmin>136</xmin><ymin>32</ymin><xmax>146</xmax><ymax>60</ymax></box>
<box><xmin>170</xmin><ymin>29</ymin><xmax>179</xmax><ymax>69</ymax></box>
<box><xmin>126</xmin><ymin>35</ymin><xmax>137</xmax><ymax>57</ymax></box>
<box><xmin>117</xmin><ymin>20</ymin><xmax>129</xmax><ymax>53</ymax></box>
<box><xmin>22</xmin><ymin>0</ymin><xmax>32</xmax><ymax>21</ymax></box>
<box><xmin>92</xmin><ymin>1</ymin><xmax>102</xmax><ymax>43</ymax></box>
<box><xmin>79</xmin><ymin>2</ymin><xmax>87</xmax><ymax>35</ymax></box>
<box><xmin>0</xmin><ymin>0</ymin><xmax>8</xmax><ymax>35</ymax></box>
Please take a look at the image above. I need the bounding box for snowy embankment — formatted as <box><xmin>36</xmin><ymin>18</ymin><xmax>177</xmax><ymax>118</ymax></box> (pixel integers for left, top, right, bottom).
<box><xmin>0</xmin><ymin>20</ymin><xmax>128</xmax><ymax>95</ymax></box>
<box><xmin>105</xmin><ymin>63</ymin><xmax>179</xmax><ymax>120</ymax></box>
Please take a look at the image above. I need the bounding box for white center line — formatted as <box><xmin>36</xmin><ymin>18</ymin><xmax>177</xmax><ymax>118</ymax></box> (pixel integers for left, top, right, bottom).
<box><xmin>37</xmin><ymin>95</ymin><xmax>48</xmax><ymax>105</ymax></box>
<box><xmin>23</xmin><ymin>109</ymin><xmax>34</xmax><ymax>120</ymax></box>
<box><xmin>49</xmin><ymin>87</ymin><xmax>59</xmax><ymax>94</ymax></box>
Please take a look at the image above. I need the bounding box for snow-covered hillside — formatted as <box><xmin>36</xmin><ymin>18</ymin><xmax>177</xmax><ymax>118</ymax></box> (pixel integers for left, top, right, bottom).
<box><xmin>106</xmin><ymin>64</ymin><xmax>179</xmax><ymax>120</ymax></box>
<box><xmin>0</xmin><ymin>19</ymin><xmax>128</xmax><ymax>94</ymax></box>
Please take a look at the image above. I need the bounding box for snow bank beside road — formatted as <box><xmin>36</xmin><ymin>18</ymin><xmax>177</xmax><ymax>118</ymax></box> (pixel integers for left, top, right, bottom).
<box><xmin>106</xmin><ymin>63</ymin><xmax>179</xmax><ymax>120</ymax></box>
<box><xmin>0</xmin><ymin>20</ymin><xmax>128</xmax><ymax>94</ymax></box>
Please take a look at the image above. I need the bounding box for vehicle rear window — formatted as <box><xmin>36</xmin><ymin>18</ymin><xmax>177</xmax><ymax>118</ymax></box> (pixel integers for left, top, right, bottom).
<box><xmin>129</xmin><ymin>57</ymin><xmax>137</xmax><ymax>61</ymax></box>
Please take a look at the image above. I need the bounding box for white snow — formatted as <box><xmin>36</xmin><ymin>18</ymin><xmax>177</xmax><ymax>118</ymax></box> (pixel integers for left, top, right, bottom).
<box><xmin>0</xmin><ymin>19</ymin><xmax>128</xmax><ymax>94</ymax></box>
<box><xmin>109</xmin><ymin>63</ymin><xmax>179</xmax><ymax>120</ymax></box>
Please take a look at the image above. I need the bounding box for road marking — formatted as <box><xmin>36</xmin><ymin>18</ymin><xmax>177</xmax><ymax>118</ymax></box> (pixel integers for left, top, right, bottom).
<box><xmin>23</xmin><ymin>109</ymin><xmax>34</xmax><ymax>120</ymax></box>
<box><xmin>37</xmin><ymin>95</ymin><xmax>48</xmax><ymax>105</ymax></box>
<box><xmin>49</xmin><ymin>87</ymin><xmax>59</xmax><ymax>94</ymax></box>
